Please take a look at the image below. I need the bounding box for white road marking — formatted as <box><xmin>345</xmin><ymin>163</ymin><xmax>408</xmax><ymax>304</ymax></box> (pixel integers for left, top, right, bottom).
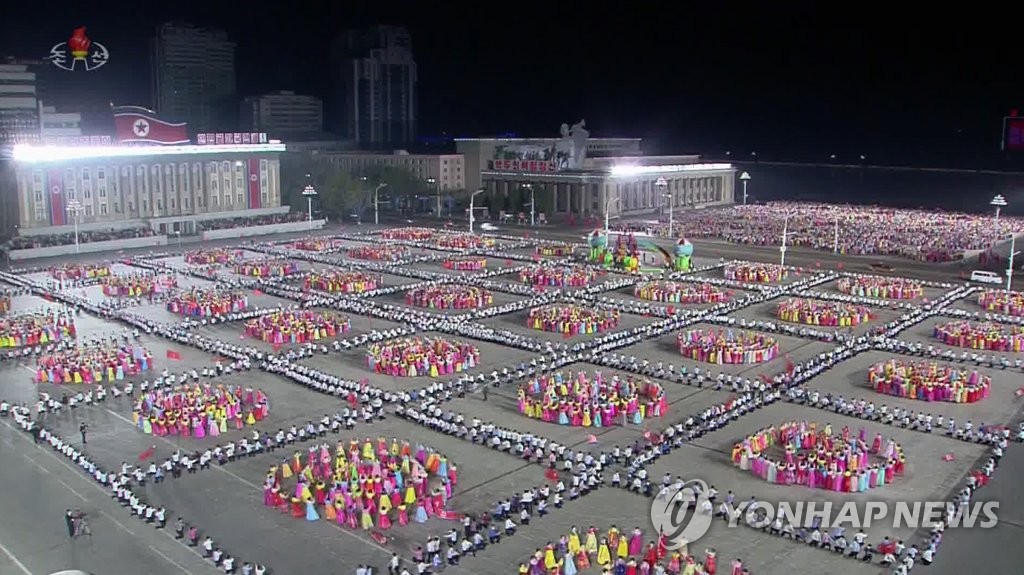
<box><xmin>57</xmin><ymin>479</ymin><xmax>87</xmax><ymax>501</ymax></box>
<box><xmin>148</xmin><ymin>544</ymin><xmax>191</xmax><ymax>574</ymax></box>
<box><xmin>0</xmin><ymin>540</ymin><xmax>33</xmax><ymax>575</ymax></box>
<box><xmin>22</xmin><ymin>454</ymin><xmax>49</xmax><ymax>473</ymax></box>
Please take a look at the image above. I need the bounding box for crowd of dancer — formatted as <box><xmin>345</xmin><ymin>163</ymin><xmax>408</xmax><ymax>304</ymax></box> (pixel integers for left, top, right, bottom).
<box><xmin>132</xmin><ymin>383</ymin><xmax>269</xmax><ymax>436</ymax></box>
<box><xmin>536</xmin><ymin>244</ymin><xmax>575</xmax><ymax>257</ymax></box>
<box><xmin>521</xmin><ymin>525</ymin><xmax>692</xmax><ymax>575</ymax></box>
<box><xmin>184</xmin><ymin>248</ymin><xmax>243</xmax><ymax>266</ymax></box>
<box><xmin>100</xmin><ymin>274</ymin><xmax>178</xmax><ymax>297</ymax></box>
<box><xmin>520</xmin><ymin>265</ymin><xmax>598</xmax><ymax>287</ymax></box>
<box><xmin>436</xmin><ymin>234</ymin><xmax>495</xmax><ymax>249</ymax></box>
<box><xmin>166</xmin><ymin>288</ymin><xmax>249</xmax><ymax>317</ymax></box>
<box><xmin>443</xmin><ymin>258</ymin><xmax>488</xmax><ymax>271</ymax></box>
<box><xmin>35</xmin><ymin>341</ymin><xmax>153</xmax><ymax>383</ymax></box>
<box><xmin>776</xmin><ymin>298</ymin><xmax>873</xmax><ymax>327</ymax></box>
<box><xmin>517</xmin><ymin>369</ymin><xmax>667</xmax><ymax>427</ymax></box>
<box><xmin>527</xmin><ymin>304</ymin><xmax>621</xmax><ymax>335</ymax></box>
<box><xmin>406</xmin><ymin>285</ymin><xmax>493</xmax><ymax>310</ymax></box>
<box><xmin>634</xmin><ymin>281</ymin><xmax>728</xmax><ymax>304</ymax></box>
<box><xmin>366</xmin><ymin>336</ymin><xmax>480</xmax><ymax>377</ymax></box>
<box><xmin>51</xmin><ymin>263</ymin><xmax>111</xmax><ymax>281</ymax></box>
<box><xmin>292</xmin><ymin>238</ymin><xmax>344</xmax><ymax>252</ymax></box>
<box><xmin>0</xmin><ymin>309</ymin><xmax>76</xmax><ymax>348</ymax></box>
<box><xmin>677</xmin><ymin>329</ymin><xmax>779</xmax><ymax>364</ymax></box>
<box><xmin>233</xmin><ymin>259</ymin><xmax>300</xmax><ymax>278</ymax></box>
<box><xmin>932</xmin><ymin>320</ymin><xmax>1024</xmax><ymax>352</ymax></box>
<box><xmin>243</xmin><ymin>310</ymin><xmax>351</xmax><ymax>345</ymax></box>
<box><xmin>305</xmin><ymin>270</ymin><xmax>383</xmax><ymax>294</ymax></box>
<box><xmin>836</xmin><ymin>276</ymin><xmax>923</xmax><ymax>300</ymax></box>
<box><xmin>723</xmin><ymin>263</ymin><xmax>787</xmax><ymax>284</ymax></box>
<box><xmin>867</xmin><ymin>360</ymin><xmax>991</xmax><ymax>403</ymax></box>
<box><xmin>348</xmin><ymin>245</ymin><xmax>411</xmax><ymax>261</ymax></box>
<box><xmin>380</xmin><ymin>228</ymin><xmax>435</xmax><ymax>241</ymax></box>
<box><xmin>977</xmin><ymin>290</ymin><xmax>1024</xmax><ymax>316</ymax></box>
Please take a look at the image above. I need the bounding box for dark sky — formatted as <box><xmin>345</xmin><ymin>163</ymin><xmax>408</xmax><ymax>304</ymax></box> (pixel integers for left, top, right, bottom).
<box><xmin>1</xmin><ymin>1</ymin><xmax>1020</xmax><ymax>164</ymax></box>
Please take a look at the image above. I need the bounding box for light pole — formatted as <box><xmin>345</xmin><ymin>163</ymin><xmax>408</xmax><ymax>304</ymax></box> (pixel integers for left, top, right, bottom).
<box><xmin>302</xmin><ymin>184</ymin><xmax>317</xmax><ymax>230</ymax></box>
<box><xmin>656</xmin><ymin>177</ymin><xmax>670</xmax><ymax>237</ymax></box>
<box><xmin>604</xmin><ymin>196</ymin><xmax>620</xmax><ymax>233</ymax></box>
<box><xmin>373</xmin><ymin>183</ymin><xmax>388</xmax><ymax>225</ymax></box>
<box><xmin>832</xmin><ymin>215</ymin><xmax>840</xmax><ymax>254</ymax></box>
<box><xmin>991</xmin><ymin>194</ymin><xmax>1007</xmax><ymax>224</ymax></box>
<box><xmin>468</xmin><ymin>188</ymin><xmax>485</xmax><ymax>234</ymax></box>
<box><xmin>1007</xmin><ymin>234</ymin><xmax>1020</xmax><ymax>293</ymax></box>
<box><xmin>780</xmin><ymin>212</ymin><xmax>790</xmax><ymax>267</ymax></box>
<box><xmin>174</xmin><ymin>230</ymin><xmax>182</xmax><ymax>250</ymax></box>
<box><xmin>65</xmin><ymin>199</ymin><xmax>84</xmax><ymax>254</ymax></box>
<box><xmin>427</xmin><ymin>177</ymin><xmax>438</xmax><ymax>219</ymax></box>
<box><xmin>739</xmin><ymin>171</ymin><xmax>751</xmax><ymax>205</ymax></box>
<box><xmin>523</xmin><ymin>183</ymin><xmax>535</xmax><ymax>226</ymax></box>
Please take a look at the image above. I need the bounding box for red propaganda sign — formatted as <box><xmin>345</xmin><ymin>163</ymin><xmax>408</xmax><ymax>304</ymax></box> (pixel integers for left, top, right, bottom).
<box><xmin>489</xmin><ymin>159</ymin><xmax>558</xmax><ymax>172</ymax></box>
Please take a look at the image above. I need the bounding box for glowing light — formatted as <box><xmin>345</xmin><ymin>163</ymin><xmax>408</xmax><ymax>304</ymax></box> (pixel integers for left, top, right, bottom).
<box><xmin>609</xmin><ymin>163</ymin><xmax>733</xmax><ymax>177</ymax></box>
<box><xmin>12</xmin><ymin>143</ymin><xmax>287</xmax><ymax>163</ymax></box>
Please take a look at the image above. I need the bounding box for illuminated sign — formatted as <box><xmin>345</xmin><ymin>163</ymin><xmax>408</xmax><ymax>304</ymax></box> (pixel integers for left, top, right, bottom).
<box><xmin>12</xmin><ymin>143</ymin><xmax>287</xmax><ymax>163</ymax></box>
<box><xmin>47</xmin><ymin>27</ymin><xmax>110</xmax><ymax>72</ymax></box>
<box><xmin>489</xmin><ymin>159</ymin><xmax>558</xmax><ymax>173</ymax></box>
<box><xmin>197</xmin><ymin>133</ymin><xmax>268</xmax><ymax>145</ymax></box>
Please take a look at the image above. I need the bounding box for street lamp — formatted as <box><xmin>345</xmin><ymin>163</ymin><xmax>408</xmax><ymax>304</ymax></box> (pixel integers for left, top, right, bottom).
<box><xmin>65</xmin><ymin>199</ymin><xmax>84</xmax><ymax>253</ymax></box>
<box><xmin>522</xmin><ymin>183</ymin><xmax>535</xmax><ymax>226</ymax></box>
<box><xmin>604</xmin><ymin>196</ymin><xmax>621</xmax><ymax>233</ymax></box>
<box><xmin>739</xmin><ymin>171</ymin><xmax>751</xmax><ymax>205</ymax></box>
<box><xmin>373</xmin><ymin>183</ymin><xmax>388</xmax><ymax>225</ymax></box>
<box><xmin>427</xmin><ymin>177</ymin><xmax>438</xmax><ymax>219</ymax></box>
<box><xmin>656</xmin><ymin>177</ymin><xmax>671</xmax><ymax>237</ymax></box>
<box><xmin>1007</xmin><ymin>234</ymin><xmax>1020</xmax><ymax>293</ymax></box>
<box><xmin>468</xmin><ymin>188</ymin><xmax>485</xmax><ymax>234</ymax></box>
<box><xmin>991</xmin><ymin>194</ymin><xmax>1007</xmax><ymax>224</ymax></box>
<box><xmin>780</xmin><ymin>211</ymin><xmax>790</xmax><ymax>267</ymax></box>
<box><xmin>302</xmin><ymin>184</ymin><xmax>317</xmax><ymax>229</ymax></box>
<box><xmin>174</xmin><ymin>229</ymin><xmax>182</xmax><ymax>250</ymax></box>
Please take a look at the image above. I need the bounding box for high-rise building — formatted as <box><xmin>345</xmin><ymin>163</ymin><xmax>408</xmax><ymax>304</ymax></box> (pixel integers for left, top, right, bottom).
<box><xmin>150</xmin><ymin>23</ymin><xmax>237</xmax><ymax>133</ymax></box>
<box><xmin>330</xmin><ymin>25</ymin><xmax>417</xmax><ymax>147</ymax></box>
<box><xmin>0</xmin><ymin>63</ymin><xmax>40</xmax><ymax>143</ymax></box>
<box><xmin>241</xmin><ymin>91</ymin><xmax>323</xmax><ymax>136</ymax></box>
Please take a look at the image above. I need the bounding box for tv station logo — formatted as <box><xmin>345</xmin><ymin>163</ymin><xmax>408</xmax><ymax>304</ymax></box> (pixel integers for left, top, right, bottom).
<box><xmin>47</xmin><ymin>27</ymin><xmax>110</xmax><ymax>72</ymax></box>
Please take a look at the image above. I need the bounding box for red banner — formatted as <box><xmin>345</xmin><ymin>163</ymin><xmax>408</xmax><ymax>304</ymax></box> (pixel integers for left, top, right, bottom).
<box><xmin>247</xmin><ymin>158</ymin><xmax>262</xmax><ymax>209</ymax></box>
<box><xmin>48</xmin><ymin>170</ymin><xmax>65</xmax><ymax>226</ymax></box>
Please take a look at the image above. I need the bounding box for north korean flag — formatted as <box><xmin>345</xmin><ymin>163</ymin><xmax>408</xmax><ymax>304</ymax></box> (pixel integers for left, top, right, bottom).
<box><xmin>112</xmin><ymin>106</ymin><xmax>190</xmax><ymax>145</ymax></box>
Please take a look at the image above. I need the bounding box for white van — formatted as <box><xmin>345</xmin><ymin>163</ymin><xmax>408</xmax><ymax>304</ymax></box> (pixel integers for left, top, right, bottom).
<box><xmin>970</xmin><ymin>270</ymin><xmax>1003</xmax><ymax>284</ymax></box>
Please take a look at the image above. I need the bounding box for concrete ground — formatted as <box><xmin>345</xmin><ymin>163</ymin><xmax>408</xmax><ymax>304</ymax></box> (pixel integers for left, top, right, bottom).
<box><xmin>0</xmin><ymin>220</ymin><xmax>1020</xmax><ymax>575</ymax></box>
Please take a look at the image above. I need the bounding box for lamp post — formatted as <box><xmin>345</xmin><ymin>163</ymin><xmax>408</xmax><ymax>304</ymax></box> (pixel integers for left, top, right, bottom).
<box><xmin>1007</xmin><ymin>234</ymin><xmax>1020</xmax><ymax>293</ymax></box>
<box><xmin>739</xmin><ymin>171</ymin><xmax>751</xmax><ymax>205</ymax></box>
<box><xmin>427</xmin><ymin>177</ymin><xmax>438</xmax><ymax>219</ymax></box>
<box><xmin>65</xmin><ymin>199</ymin><xmax>84</xmax><ymax>254</ymax></box>
<box><xmin>523</xmin><ymin>183</ymin><xmax>535</xmax><ymax>226</ymax></box>
<box><xmin>656</xmin><ymin>177</ymin><xmax>670</xmax><ymax>237</ymax></box>
<box><xmin>604</xmin><ymin>197</ymin><xmax>620</xmax><ymax>234</ymax></box>
<box><xmin>302</xmin><ymin>184</ymin><xmax>317</xmax><ymax>229</ymax></box>
<box><xmin>373</xmin><ymin>183</ymin><xmax>388</xmax><ymax>225</ymax></box>
<box><xmin>780</xmin><ymin>212</ymin><xmax>790</xmax><ymax>267</ymax></box>
<box><xmin>468</xmin><ymin>188</ymin><xmax>485</xmax><ymax>234</ymax></box>
<box><xmin>832</xmin><ymin>216</ymin><xmax>840</xmax><ymax>254</ymax></box>
<box><xmin>992</xmin><ymin>194</ymin><xmax>1007</xmax><ymax>224</ymax></box>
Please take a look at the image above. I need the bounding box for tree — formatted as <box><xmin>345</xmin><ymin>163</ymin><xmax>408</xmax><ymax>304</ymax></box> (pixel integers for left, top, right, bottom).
<box><xmin>280</xmin><ymin>153</ymin><xmax>361</xmax><ymax>220</ymax></box>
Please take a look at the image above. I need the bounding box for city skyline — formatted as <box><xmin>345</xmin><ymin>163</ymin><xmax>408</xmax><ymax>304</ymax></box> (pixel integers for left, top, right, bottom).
<box><xmin>1</xmin><ymin>2</ymin><xmax>1022</xmax><ymax>164</ymax></box>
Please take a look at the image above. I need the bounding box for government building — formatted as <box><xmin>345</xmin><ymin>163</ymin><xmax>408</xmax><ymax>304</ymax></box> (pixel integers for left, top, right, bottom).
<box><xmin>456</xmin><ymin>123</ymin><xmax>735</xmax><ymax>220</ymax></box>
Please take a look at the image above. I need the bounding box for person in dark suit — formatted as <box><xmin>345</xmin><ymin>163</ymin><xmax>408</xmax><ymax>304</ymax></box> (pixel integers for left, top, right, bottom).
<box><xmin>65</xmin><ymin>509</ymin><xmax>75</xmax><ymax>537</ymax></box>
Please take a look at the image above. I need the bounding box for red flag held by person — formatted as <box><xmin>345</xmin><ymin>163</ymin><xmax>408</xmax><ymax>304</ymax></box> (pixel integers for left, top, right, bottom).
<box><xmin>166</xmin><ymin>350</ymin><xmax>181</xmax><ymax>360</ymax></box>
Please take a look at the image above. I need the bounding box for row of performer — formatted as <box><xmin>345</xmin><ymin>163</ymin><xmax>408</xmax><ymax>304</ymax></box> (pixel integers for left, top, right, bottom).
<box><xmin>932</xmin><ymin>321</ymin><xmax>1024</xmax><ymax>352</ymax></box>
<box><xmin>677</xmin><ymin>329</ymin><xmax>779</xmax><ymax>364</ymax></box>
<box><xmin>517</xmin><ymin>370</ymin><xmax>666</xmax><ymax>427</ymax></box>
<box><xmin>304</xmin><ymin>271</ymin><xmax>382</xmax><ymax>294</ymax></box>
<box><xmin>0</xmin><ymin>312</ymin><xmax>76</xmax><ymax>348</ymax></box>
<box><xmin>100</xmin><ymin>274</ymin><xmax>177</xmax><ymax>297</ymax></box>
<box><xmin>867</xmin><ymin>360</ymin><xmax>991</xmax><ymax>403</ymax></box>
<box><xmin>527</xmin><ymin>305</ymin><xmax>620</xmax><ymax>335</ymax></box>
<box><xmin>836</xmin><ymin>276</ymin><xmax>923</xmax><ymax>299</ymax></box>
<box><xmin>35</xmin><ymin>345</ymin><xmax>153</xmax><ymax>383</ymax></box>
<box><xmin>406</xmin><ymin>286</ymin><xmax>493</xmax><ymax>310</ymax></box>
<box><xmin>366</xmin><ymin>337</ymin><xmax>480</xmax><ymax>378</ymax></box>
<box><xmin>723</xmin><ymin>263</ymin><xmax>788</xmax><ymax>283</ymax></box>
<box><xmin>634</xmin><ymin>281</ymin><xmax>728</xmax><ymax>304</ymax></box>
<box><xmin>776</xmin><ymin>298</ymin><xmax>873</xmax><ymax>327</ymax></box>
<box><xmin>243</xmin><ymin>311</ymin><xmax>351</xmax><ymax>345</ymax></box>
<box><xmin>165</xmin><ymin>289</ymin><xmax>249</xmax><ymax>317</ymax></box>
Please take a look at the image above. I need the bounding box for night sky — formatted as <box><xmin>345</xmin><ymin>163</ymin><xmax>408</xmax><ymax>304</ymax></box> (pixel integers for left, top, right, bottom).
<box><xmin>1</xmin><ymin>1</ymin><xmax>1021</xmax><ymax>165</ymax></box>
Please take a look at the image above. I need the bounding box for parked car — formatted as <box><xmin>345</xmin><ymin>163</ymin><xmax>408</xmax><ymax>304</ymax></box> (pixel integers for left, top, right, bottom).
<box><xmin>970</xmin><ymin>270</ymin><xmax>1003</xmax><ymax>284</ymax></box>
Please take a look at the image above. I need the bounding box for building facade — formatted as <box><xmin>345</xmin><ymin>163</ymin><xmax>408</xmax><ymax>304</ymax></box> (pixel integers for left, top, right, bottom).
<box><xmin>322</xmin><ymin>151</ymin><xmax>464</xmax><ymax>191</ymax></box>
<box><xmin>241</xmin><ymin>91</ymin><xmax>323</xmax><ymax>136</ymax></box>
<box><xmin>11</xmin><ymin>143</ymin><xmax>285</xmax><ymax>236</ymax></box>
<box><xmin>330</xmin><ymin>26</ymin><xmax>417</xmax><ymax>146</ymax></box>
<box><xmin>456</xmin><ymin>135</ymin><xmax>733</xmax><ymax>219</ymax></box>
<box><xmin>0</xmin><ymin>64</ymin><xmax>39</xmax><ymax>143</ymax></box>
<box><xmin>151</xmin><ymin>23</ymin><xmax>237</xmax><ymax>132</ymax></box>
<box><xmin>39</xmin><ymin>105</ymin><xmax>81</xmax><ymax>137</ymax></box>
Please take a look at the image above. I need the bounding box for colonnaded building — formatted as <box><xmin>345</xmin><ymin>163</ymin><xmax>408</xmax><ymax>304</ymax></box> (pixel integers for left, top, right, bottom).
<box><xmin>8</xmin><ymin>134</ymin><xmax>286</xmax><ymax>237</ymax></box>
<box><xmin>456</xmin><ymin>120</ymin><xmax>735</xmax><ymax>220</ymax></box>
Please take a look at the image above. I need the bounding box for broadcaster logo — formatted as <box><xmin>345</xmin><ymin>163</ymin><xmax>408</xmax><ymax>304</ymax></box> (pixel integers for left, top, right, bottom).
<box><xmin>649</xmin><ymin>479</ymin><xmax>714</xmax><ymax>548</ymax></box>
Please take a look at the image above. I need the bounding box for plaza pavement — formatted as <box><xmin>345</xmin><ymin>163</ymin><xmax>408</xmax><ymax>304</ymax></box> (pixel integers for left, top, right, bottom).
<box><xmin>0</xmin><ymin>221</ymin><xmax>1020</xmax><ymax>575</ymax></box>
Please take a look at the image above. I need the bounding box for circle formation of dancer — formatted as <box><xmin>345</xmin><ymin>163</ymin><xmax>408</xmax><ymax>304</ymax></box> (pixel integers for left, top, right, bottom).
<box><xmin>347</xmin><ymin>245</ymin><xmax>410</xmax><ymax>261</ymax></box>
<box><xmin>0</xmin><ymin>294</ymin><xmax>10</xmax><ymax>314</ymax></box>
<box><xmin>234</xmin><ymin>259</ymin><xmax>300</xmax><ymax>277</ymax></box>
<box><xmin>633</xmin><ymin>281</ymin><xmax>728</xmax><ymax>304</ymax></box>
<box><xmin>868</xmin><ymin>359</ymin><xmax>990</xmax><ymax>403</ymax></box>
<box><xmin>518</xmin><ymin>369</ymin><xmax>666</xmax><ymax>427</ymax></box>
<box><xmin>263</xmin><ymin>438</ymin><xmax>457</xmax><ymax>532</ymax></box>
<box><xmin>527</xmin><ymin>304</ymin><xmax>620</xmax><ymax>335</ymax></box>
<box><xmin>436</xmin><ymin>234</ymin><xmax>495</xmax><ymax>249</ymax></box>
<box><xmin>291</xmin><ymin>238</ymin><xmax>343</xmax><ymax>252</ymax></box>
<box><xmin>244</xmin><ymin>310</ymin><xmax>351</xmax><ymax>346</ymax></box>
<box><xmin>776</xmin><ymin>297</ymin><xmax>873</xmax><ymax>327</ymax></box>
<box><xmin>732</xmin><ymin>421</ymin><xmax>905</xmax><ymax>492</ymax></box>
<box><xmin>133</xmin><ymin>383</ymin><xmax>269</xmax><ymax>437</ymax></box>
<box><xmin>442</xmin><ymin>257</ymin><xmax>487</xmax><ymax>271</ymax></box>
<box><xmin>166</xmin><ymin>288</ymin><xmax>249</xmax><ymax>317</ymax></box>
<box><xmin>933</xmin><ymin>320</ymin><xmax>1024</xmax><ymax>352</ymax></box>
<box><xmin>405</xmin><ymin>285</ymin><xmax>493</xmax><ymax>310</ymax></box>
<box><xmin>51</xmin><ymin>264</ymin><xmax>110</xmax><ymax>281</ymax></box>
<box><xmin>837</xmin><ymin>276</ymin><xmax>923</xmax><ymax>299</ymax></box>
<box><xmin>101</xmin><ymin>274</ymin><xmax>178</xmax><ymax>297</ymax></box>
<box><xmin>380</xmin><ymin>227</ymin><xmax>434</xmax><ymax>241</ymax></box>
<box><xmin>35</xmin><ymin>344</ymin><xmax>153</xmax><ymax>384</ymax></box>
<box><xmin>723</xmin><ymin>262</ymin><xmax>787</xmax><ymax>283</ymax></box>
<box><xmin>0</xmin><ymin>311</ymin><xmax>76</xmax><ymax>348</ymax></box>
<box><xmin>184</xmin><ymin>248</ymin><xmax>242</xmax><ymax>265</ymax></box>
<box><xmin>977</xmin><ymin>289</ymin><xmax>1024</xmax><ymax>316</ymax></box>
<box><xmin>366</xmin><ymin>336</ymin><xmax>479</xmax><ymax>377</ymax></box>
<box><xmin>519</xmin><ymin>264</ymin><xmax>597</xmax><ymax>287</ymax></box>
<box><xmin>677</xmin><ymin>329</ymin><xmax>778</xmax><ymax>364</ymax></box>
<box><xmin>304</xmin><ymin>270</ymin><xmax>382</xmax><ymax>294</ymax></box>
<box><xmin>536</xmin><ymin>243</ymin><xmax>574</xmax><ymax>257</ymax></box>
<box><xmin>524</xmin><ymin>525</ymin><xmax>679</xmax><ymax>575</ymax></box>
